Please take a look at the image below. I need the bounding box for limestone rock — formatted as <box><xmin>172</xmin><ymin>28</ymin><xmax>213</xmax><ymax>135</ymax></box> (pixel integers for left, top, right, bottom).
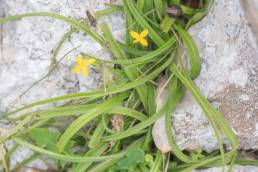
<box><xmin>193</xmin><ymin>165</ymin><xmax>258</xmax><ymax>172</ymax></box>
<box><xmin>0</xmin><ymin>0</ymin><xmax>124</xmax><ymax>114</ymax></box>
<box><xmin>0</xmin><ymin>0</ymin><xmax>124</xmax><ymax>169</ymax></box>
<box><xmin>240</xmin><ymin>0</ymin><xmax>258</xmax><ymax>40</ymax></box>
<box><xmin>153</xmin><ymin>0</ymin><xmax>258</xmax><ymax>152</ymax></box>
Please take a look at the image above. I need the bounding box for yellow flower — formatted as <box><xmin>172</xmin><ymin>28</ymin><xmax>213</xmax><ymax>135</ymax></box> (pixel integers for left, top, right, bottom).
<box><xmin>72</xmin><ymin>56</ymin><xmax>95</xmax><ymax>77</ymax></box>
<box><xmin>130</xmin><ymin>29</ymin><xmax>149</xmax><ymax>46</ymax></box>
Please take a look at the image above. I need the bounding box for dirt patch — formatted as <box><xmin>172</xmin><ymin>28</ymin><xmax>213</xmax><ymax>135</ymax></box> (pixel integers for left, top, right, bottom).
<box><xmin>211</xmin><ymin>84</ymin><xmax>258</xmax><ymax>135</ymax></box>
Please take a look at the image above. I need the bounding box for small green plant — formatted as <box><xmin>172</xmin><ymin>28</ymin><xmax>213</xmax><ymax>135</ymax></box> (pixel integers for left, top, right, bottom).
<box><xmin>0</xmin><ymin>0</ymin><xmax>257</xmax><ymax>171</ymax></box>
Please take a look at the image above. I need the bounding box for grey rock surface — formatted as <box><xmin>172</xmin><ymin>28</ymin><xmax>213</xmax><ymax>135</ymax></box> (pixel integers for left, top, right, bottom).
<box><xmin>0</xmin><ymin>0</ymin><xmax>124</xmax><ymax>169</ymax></box>
<box><xmin>193</xmin><ymin>165</ymin><xmax>258</xmax><ymax>172</ymax></box>
<box><xmin>240</xmin><ymin>0</ymin><xmax>258</xmax><ymax>40</ymax></box>
<box><xmin>0</xmin><ymin>0</ymin><xmax>124</xmax><ymax>114</ymax></box>
<box><xmin>152</xmin><ymin>0</ymin><xmax>258</xmax><ymax>153</ymax></box>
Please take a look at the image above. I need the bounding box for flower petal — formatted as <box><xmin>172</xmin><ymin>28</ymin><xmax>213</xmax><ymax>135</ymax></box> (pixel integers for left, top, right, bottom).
<box><xmin>72</xmin><ymin>66</ymin><xmax>80</xmax><ymax>74</ymax></box>
<box><xmin>139</xmin><ymin>38</ymin><xmax>148</xmax><ymax>46</ymax></box>
<box><xmin>75</xmin><ymin>55</ymin><xmax>83</xmax><ymax>63</ymax></box>
<box><xmin>81</xmin><ymin>66</ymin><xmax>88</xmax><ymax>77</ymax></box>
<box><xmin>130</xmin><ymin>31</ymin><xmax>140</xmax><ymax>40</ymax></box>
<box><xmin>140</xmin><ymin>29</ymin><xmax>149</xmax><ymax>37</ymax></box>
<box><xmin>86</xmin><ymin>58</ymin><xmax>96</xmax><ymax>65</ymax></box>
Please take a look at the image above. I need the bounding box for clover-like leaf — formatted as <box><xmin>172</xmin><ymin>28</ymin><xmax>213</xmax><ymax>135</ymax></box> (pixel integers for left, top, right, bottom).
<box><xmin>116</xmin><ymin>148</ymin><xmax>145</xmax><ymax>169</ymax></box>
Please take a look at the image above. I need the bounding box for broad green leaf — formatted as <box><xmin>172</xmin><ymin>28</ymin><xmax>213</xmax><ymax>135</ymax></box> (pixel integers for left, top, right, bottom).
<box><xmin>29</xmin><ymin>128</ymin><xmax>60</xmax><ymax>152</ymax></box>
<box><xmin>116</xmin><ymin>148</ymin><xmax>145</xmax><ymax>169</ymax></box>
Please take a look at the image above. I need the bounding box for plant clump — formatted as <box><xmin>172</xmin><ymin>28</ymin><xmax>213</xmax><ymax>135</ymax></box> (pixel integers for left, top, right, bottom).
<box><xmin>0</xmin><ymin>0</ymin><xmax>256</xmax><ymax>171</ymax></box>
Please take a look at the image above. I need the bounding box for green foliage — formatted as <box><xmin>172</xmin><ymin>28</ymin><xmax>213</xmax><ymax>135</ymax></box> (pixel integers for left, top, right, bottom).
<box><xmin>160</xmin><ymin>15</ymin><xmax>175</xmax><ymax>33</ymax></box>
<box><xmin>29</xmin><ymin>128</ymin><xmax>60</xmax><ymax>152</ymax></box>
<box><xmin>116</xmin><ymin>148</ymin><xmax>145</xmax><ymax>170</ymax></box>
<box><xmin>0</xmin><ymin>0</ymin><xmax>252</xmax><ymax>171</ymax></box>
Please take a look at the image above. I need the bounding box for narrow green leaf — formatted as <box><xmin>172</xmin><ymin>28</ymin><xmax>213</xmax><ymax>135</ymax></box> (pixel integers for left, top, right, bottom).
<box><xmin>88</xmin><ymin>122</ymin><xmax>106</xmax><ymax>149</ymax></box>
<box><xmin>57</xmin><ymin>93</ymin><xmax>129</xmax><ymax>152</ymax></box>
<box><xmin>100</xmin><ymin>22</ymin><xmax>149</xmax><ymax>111</ymax></box>
<box><xmin>116</xmin><ymin>148</ymin><xmax>145</xmax><ymax>169</ymax></box>
<box><xmin>146</xmin><ymin>84</ymin><xmax>156</xmax><ymax>116</ymax></box>
<box><xmin>154</xmin><ymin>0</ymin><xmax>166</xmax><ymax>20</ymax></box>
<box><xmin>29</xmin><ymin>128</ymin><xmax>60</xmax><ymax>151</ymax></box>
<box><xmin>14</xmin><ymin>137</ymin><xmax>125</xmax><ymax>162</ymax></box>
<box><xmin>160</xmin><ymin>15</ymin><xmax>175</xmax><ymax>33</ymax></box>
<box><xmin>125</xmin><ymin>0</ymin><xmax>165</xmax><ymax>46</ymax></box>
<box><xmin>170</xmin><ymin>64</ymin><xmax>238</xmax><ymax>169</ymax></box>
<box><xmin>3</xmin><ymin>55</ymin><xmax>178</xmax><ymax>117</ymax></box>
<box><xmin>95</xmin><ymin>5</ymin><xmax>123</xmax><ymax>19</ymax></box>
<box><xmin>150</xmin><ymin>151</ymin><xmax>162</xmax><ymax>172</ymax></box>
<box><xmin>174</xmin><ymin>24</ymin><xmax>201</xmax><ymax>79</ymax></box>
<box><xmin>74</xmin><ymin>143</ymin><xmax>109</xmax><ymax>172</ymax></box>
<box><xmin>186</xmin><ymin>0</ymin><xmax>214</xmax><ymax>29</ymax></box>
<box><xmin>0</xmin><ymin>12</ymin><xmax>104</xmax><ymax>45</ymax></box>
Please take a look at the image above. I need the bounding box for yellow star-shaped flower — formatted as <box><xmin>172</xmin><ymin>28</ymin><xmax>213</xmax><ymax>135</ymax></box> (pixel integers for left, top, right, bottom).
<box><xmin>72</xmin><ymin>56</ymin><xmax>95</xmax><ymax>77</ymax></box>
<box><xmin>130</xmin><ymin>29</ymin><xmax>149</xmax><ymax>47</ymax></box>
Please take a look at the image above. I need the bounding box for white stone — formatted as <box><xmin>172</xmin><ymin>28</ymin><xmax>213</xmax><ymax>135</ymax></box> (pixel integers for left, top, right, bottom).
<box><xmin>193</xmin><ymin>165</ymin><xmax>258</xmax><ymax>172</ymax></box>
<box><xmin>0</xmin><ymin>0</ymin><xmax>124</xmax><ymax>169</ymax></box>
<box><xmin>0</xmin><ymin>0</ymin><xmax>124</xmax><ymax>114</ymax></box>
<box><xmin>153</xmin><ymin>0</ymin><xmax>258</xmax><ymax>152</ymax></box>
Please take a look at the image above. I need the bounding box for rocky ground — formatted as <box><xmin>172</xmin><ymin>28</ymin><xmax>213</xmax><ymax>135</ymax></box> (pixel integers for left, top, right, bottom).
<box><xmin>153</xmin><ymin>0</ymin><xmax>258</xmax><ymax>152</ymax></box>
<box><xmin>0</xmin><ymin>0</ymin><xmax>258</xmax><ymax>171</ymax></box>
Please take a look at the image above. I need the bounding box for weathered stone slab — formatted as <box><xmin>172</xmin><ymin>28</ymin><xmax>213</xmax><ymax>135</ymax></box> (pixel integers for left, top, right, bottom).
<box><xmin>0</xmin><ymin>0</ymin><xmax>124</xmax><ymax>113</ymax></box>
<box><xmin>153</xmin><ymin>0</ymin><xmax>258</xmax><ymax>152</ymax></box>
<box><xmin>0</xmin><ymin>0</ymin><xmax>124</xmax><ymax>169</ymax></box>
<box><xmin>193</xmin><ymin>165</ymin><xmax>258</xmax><ymax>172</ymax></box>
<box><xmin>240</xmin><ymin>0</ymin><xmax>258</xmax><ymax>40</ymax></box>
